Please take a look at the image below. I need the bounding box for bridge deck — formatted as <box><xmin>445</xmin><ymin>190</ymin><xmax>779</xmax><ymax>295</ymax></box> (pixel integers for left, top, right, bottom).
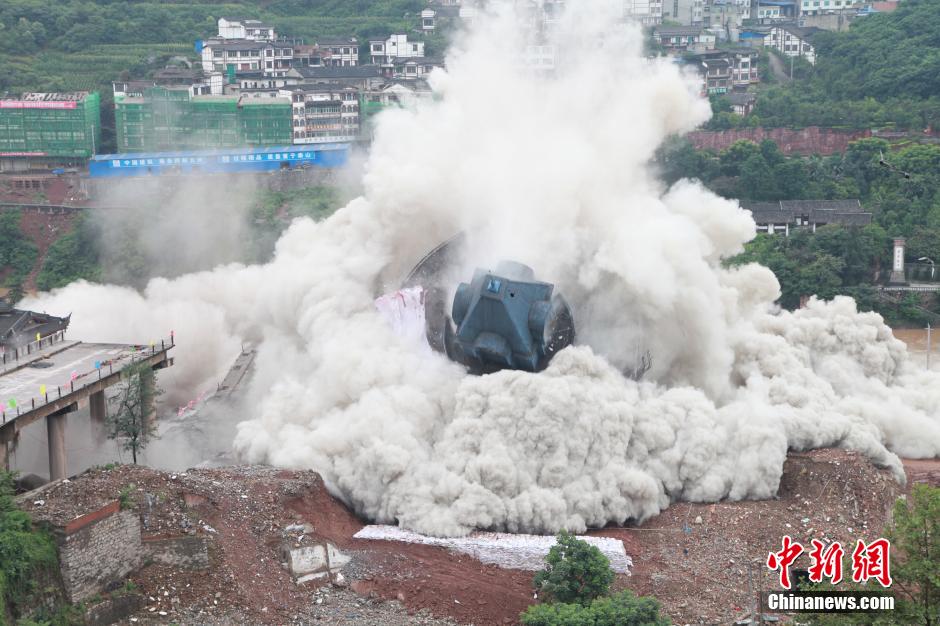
<box><xmin>1</xmin><ymin>339</ymin><xmax>172</xmax><ymax>457</ymax></box>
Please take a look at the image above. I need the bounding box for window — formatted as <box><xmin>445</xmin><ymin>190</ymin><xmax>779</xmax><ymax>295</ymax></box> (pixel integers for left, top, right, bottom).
<box><xmin>343</xmin><ymin>47</ymin><xmax>349</xmax><ymax>54</ymax></box>
<box><xmin>412</xmin><ymin>44</ymin><xmax>418</xmax><ymax>52</ymax></box>
<box><xmin>373</xmin><ymin>44</ymin><xmax>383</xmax><ymax>52</ymax></box>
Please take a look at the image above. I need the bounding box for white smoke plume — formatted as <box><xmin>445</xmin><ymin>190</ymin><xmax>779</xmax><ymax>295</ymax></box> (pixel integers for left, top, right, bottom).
<box><xmin>25</xmin><ymin>0</ymin><xmax>940</xmax><ymax>536</ymax></box>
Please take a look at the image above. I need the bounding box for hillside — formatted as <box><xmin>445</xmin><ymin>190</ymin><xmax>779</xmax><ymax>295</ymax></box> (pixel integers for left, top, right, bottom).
<box><xmin>0</xmin><ymin>0</ymin><xmax>437</xmax><ymax>151</ymax></box>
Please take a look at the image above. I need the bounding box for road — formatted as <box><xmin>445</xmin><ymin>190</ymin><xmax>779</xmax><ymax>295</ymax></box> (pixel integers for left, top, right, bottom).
<box><xmin>0</xmin><ymin>342</ymin><xmax>143</xmax><ymax>414</ymax></box>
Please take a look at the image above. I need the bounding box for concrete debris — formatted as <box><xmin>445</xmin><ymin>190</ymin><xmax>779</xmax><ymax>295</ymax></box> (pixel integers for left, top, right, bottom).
<box><xmin>354</xmin><ymin>526</ymin><xmax>632</xmax><ymax>574</ymax></box>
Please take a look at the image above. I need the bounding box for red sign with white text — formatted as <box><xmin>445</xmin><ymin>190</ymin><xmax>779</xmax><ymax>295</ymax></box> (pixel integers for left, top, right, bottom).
<box><xmin>0</xmin><ymin>100</ymin><xmax>78</xmax><ymax>109</ymax></box>
<box><xmin>767</xmin><ymin>536</ymin><xmax>892</xmax><ymax>589</ymax></box>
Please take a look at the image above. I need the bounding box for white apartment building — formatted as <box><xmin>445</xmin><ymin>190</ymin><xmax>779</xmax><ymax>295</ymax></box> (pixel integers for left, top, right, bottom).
<box><xmin>369</xmin><ymin>34</ymin><xmax>425</xmax><ymax>64</ymax></box>
<box><xmin>758</xmin><ymin>4</ymin><xmax>783</xmax><ymax>17</ymax></box>
<box><xmin>201</xmin><ymin>39</ymin><xmax>295</xmax><ymax>78</ymax></box>
<box><xmin>317</xmin><ymin>38</ymin><xmax>360</xmax><ymax>67</ymax></box>
<box><xmin>799</xmin><ymin>0</ymin><xmax>857</xmax><ymax>16</ymax></box>
<box><xmin>623</xmin><ymin>0</ymin><xmax>664</xmax><ymax>25</ymax></box>
<box><xmin>767</xmin><ymin>24</ymin><xmax>820</xmax><ymax>64</ymax></box>
<box><xmin>217</xmin><ymin>17</ymin><xmax>276</xmax><ymax>41</ymax></box>
<box><xmin>280</xmin><ymin>86</ymin><xmax>360</xmax><ymax>144</ymax></box>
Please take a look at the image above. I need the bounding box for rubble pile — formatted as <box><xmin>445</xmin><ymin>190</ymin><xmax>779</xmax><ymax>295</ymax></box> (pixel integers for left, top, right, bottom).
<box><xmin>13</xmin><ymin>449</ymin><xmax>927</xmax><ymax>625</ymax></box>
<box><xmin>594</xmin><ymin>449</ymin><xmax>907</xmax><ymax>625</ymax></box>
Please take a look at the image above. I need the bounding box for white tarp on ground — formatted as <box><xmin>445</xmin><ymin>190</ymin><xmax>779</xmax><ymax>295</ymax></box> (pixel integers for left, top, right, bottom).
<box><xmin>353</xmin><ymin>525</ymin><xmax>632</xmax><ymax>574</ymax></box>
<box><xmin>374</xmin><ymin>286</ymin><xmax>430</xmax><ymax>351</ymax></box>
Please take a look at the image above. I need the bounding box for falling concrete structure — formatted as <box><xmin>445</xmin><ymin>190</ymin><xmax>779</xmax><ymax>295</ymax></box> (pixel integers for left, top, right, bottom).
<box><xmin>0</xmin><ymin>333</ymin><xmax>173</xmax><ymax>479</ymax></box>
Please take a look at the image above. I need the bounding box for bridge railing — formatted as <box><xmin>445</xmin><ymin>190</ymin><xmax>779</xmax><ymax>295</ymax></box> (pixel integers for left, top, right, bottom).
<box><xmin>1</xmin><ymin>335</ymin><xmax>174</xmax><ymax>425</ymax></box>
<box><xmin>0</xmin><ymin>330</ymin><xmax>68</xmax><ymax>366</ymax></box>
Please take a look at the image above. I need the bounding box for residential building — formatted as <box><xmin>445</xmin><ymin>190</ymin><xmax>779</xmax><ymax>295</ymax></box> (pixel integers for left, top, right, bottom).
<box><xmin>369</xmin><ymin>34</ymin><xmax>425</xmax><ymax>65</ymax></box>
<box><xmin>279</xmin><ymin>86</ymin><xmax>360</xmax><ymax>145</ymax></box>
<box><xmin>743</xmin><ymin>199</ymin><xmax>870</xmax><ymax>235</ymax></box>
<box><xmin>227</xmin><ymin>72</ymin><xmax>298</xmax><ymax>98</ymax></box>
<box><xmin>728</xmin><ymin>91</ymin><xmax>757</xmax><ymax>115</ymax></box>
<box><xmin>799</xmin><ymin>0</ymin><xmax>857</xmax><ymax>16</ymax></box>
<box><xmin>698</xmin><ymin>57</ymin><xmax>732</xmax><ymax>94</ymax></box>
<box><xmin>653</xmin><ymin>26</ymin><xmax>716</xmax><ymax>51</ymax></box>
<box><xmin>421</xmin><ymin>3</ymin><xmax>464</xmax><ymax>30</ymax></box>
<box><xmin>287</xmin><ymin>65</ymin><xmax>386</xmax><ymax>91</ymax></box>
<box><xmin>385</xmin><ymin>57</ymin><xmax>443</xmax><ymax>80</ymax></box>
<box><xmin>662</xmin><ymin>0</ymin><xmax>705</xmax><ymax>24</ymax></box>
<box><xmin>623</xmin><ymin>0</ymin><xmax>664</xmax><ymax>25</ymax></box>
<box><xmin>706</xmin><ymin>0</ymin><xmax>755</xmax><ymax>28</ymax></box>
<box><xmin>0</xmin><ymin>92</ymin><xmax>101</xmax><ymax>171</ymax></box>
<box><xmin>292</xmin><ymin>44</ymin><xmax>323</xmax><ymax>67</ymax></box>
<box><xmin>758</xmin><ymin>3</ymin><xmax>783</xmax><ymax>17</ymax></box>
<box><xmin>767</xmin><ymin>24</ymin><xmax>821</xmax><ymax>63</ymax></box>
<box><xmin>726</xmin><ymin>48</ymin><xmax>759</xmax><ymax>86</ymax></box>
<box><xmin>114</xmin><ymin>68</ymin><xmax>227</xmax><ymax>100</ymax></box>
<box><xmin>114</xmin><ymin>87</ymin><xmax>292</xmax><ymax>153</ymax></box>
<box><xmin>316</xmin><ymin>38</ymin><xmax>360</xmax><ymax>67</ymax></box>
<box><xmin>200</xmin><ymin>39</ymin><xmax>295</xmax><ymax>78</ymax></box>
<box><xmin>799</xmin><ymin>11</ymin><xmax>856</xmax><ymax>31</ymax></box>
<box><xmin>217</xmin><ymin>17</ymin><xmax>276</xmax><ymax>41</ymax></box>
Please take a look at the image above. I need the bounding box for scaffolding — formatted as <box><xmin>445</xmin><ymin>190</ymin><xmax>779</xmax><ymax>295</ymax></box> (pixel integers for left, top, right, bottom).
<box><xmin>115</xmin><ymin>88</ymin><xmax>291</xmax><ymax>153</ymax></box>
<box><xmin>0</xmin><ymin>92</ymin><xmax>101</xmax><ymax>158</ymax></box>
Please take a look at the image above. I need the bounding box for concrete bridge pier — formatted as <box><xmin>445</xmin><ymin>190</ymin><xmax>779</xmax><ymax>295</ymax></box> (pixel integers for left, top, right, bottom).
<box><xmin>90</xmin><ymin>390</ymin><xmax>106</xmax><ymax>422</ymax></box>
<box><xmin>47</xmin><ymin>404</ymin><xmax>76</xmax><ymax>481</ymax></box>
<box><xmin>89</xmin><ymin>390</ymin><xmax>107</xmax><ymax>443</ymax></box>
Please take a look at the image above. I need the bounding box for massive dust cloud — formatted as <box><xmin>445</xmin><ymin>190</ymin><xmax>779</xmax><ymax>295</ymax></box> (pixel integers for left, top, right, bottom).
<box><xmin>25</xmin><ymin>0</ymin><xmax>940</xmax><ymax>536</ymax></box>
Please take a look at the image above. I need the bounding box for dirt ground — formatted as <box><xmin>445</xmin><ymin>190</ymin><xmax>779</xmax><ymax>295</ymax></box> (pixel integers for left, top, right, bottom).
<box><xmin>18</xmin><ymin>446</ymin><xmax>935</xmax><ymax>626</ymax></box>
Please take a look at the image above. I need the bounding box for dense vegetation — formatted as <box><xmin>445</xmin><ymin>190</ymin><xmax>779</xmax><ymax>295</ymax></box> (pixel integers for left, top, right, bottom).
<box><xmin>657</xmin><ymin>137</ymin><xmax>940</xmax><ymax>323</ymax></box>
<box><xmin>0</xmin><ymin>471</ymin><xmax>59</xmax><ymax>624</ymax></box>
<box><xmin>705</xmin><ymin>0</ymin><xmax>940</xmax><ymax>131</ymax></box>
<box><xmin>35</xmin><ymin>213</ymin><xmax>101</xmax><ymax>292</ymax></box>
<box><xmin>0</xmin><ymin>212</ymin><xmax>38</xmax><ymax>292</ymax></box>
<box><xmin>521</xmin><ymin>531</ymin><xmax>670</xmax><ymax>626</ymax></box>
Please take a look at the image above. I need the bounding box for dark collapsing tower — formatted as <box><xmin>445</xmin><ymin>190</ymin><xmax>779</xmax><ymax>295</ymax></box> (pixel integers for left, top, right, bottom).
<box><xmin>445</xmin><ymin>261</ymin><xmax>575</xmax><ymax>373</ymax></box>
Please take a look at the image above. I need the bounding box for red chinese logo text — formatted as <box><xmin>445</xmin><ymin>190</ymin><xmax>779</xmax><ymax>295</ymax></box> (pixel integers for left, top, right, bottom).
<box><xmin>852</xmin><ymin>538</ymin><xmax>892</xmax><ymax>587</ymax></box>
<box><xmin>808</xmin><ymin>539</ymin><xmax>844</xmax><ymax>584</ymax></box>
<box><xmin>766</xmin><ymin>535</ymin><xmax>804</xmax><ymax>590</ymax></box>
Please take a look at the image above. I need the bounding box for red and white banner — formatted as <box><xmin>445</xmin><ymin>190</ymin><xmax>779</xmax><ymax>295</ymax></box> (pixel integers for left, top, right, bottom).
<box><xmin>0</xmin><ymin>100</ymin><xmax>78</xmax><ymax>109</ymax></box>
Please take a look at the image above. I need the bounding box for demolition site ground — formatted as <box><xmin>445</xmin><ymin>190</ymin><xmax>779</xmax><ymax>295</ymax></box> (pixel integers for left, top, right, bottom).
<box><xmin>17</xmin><ymin>448</ymin><xmax>940</xmax><ymax>626</ymax></box>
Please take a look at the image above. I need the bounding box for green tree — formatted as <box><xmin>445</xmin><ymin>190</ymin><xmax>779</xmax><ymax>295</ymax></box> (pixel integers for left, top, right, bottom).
<box><xmin>35</xmin><ymin>213</ymin><xmax>101</xmax><ymax>291</ymax></box>
<box><xmin>887</xmin><ymin>484</ymin><xmax>940</xmax><ymax>626</ymax></box>
<box><xmin>533</xmin><ymin>531</ymin><xmax>615</xmax><ymax>606</ymax></box>
<box><xmin>106</xmin><ymin>360</ymin><xmax>161</xmax><ymax>464</ymax></box>
<box><xmin>0</xmin><ymin>471</ymin><xmax>58</xmax><ymax>622</ymax></box>
<box><xmin>521</xmin><ymin>589</ymin><xmax>671</xmax><ymax>626</ymax></box>
<box><xmin>0</xmin><ymin>211</ymin><xmax>38</xmax><ymax>288</ymax></box>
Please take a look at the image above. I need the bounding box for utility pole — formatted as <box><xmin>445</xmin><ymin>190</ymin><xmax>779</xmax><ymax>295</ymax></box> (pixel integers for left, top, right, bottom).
<box><xmin>927</xmin><ymin>323</ymin><xmax>932</xmax><ymax>371</ymax></box>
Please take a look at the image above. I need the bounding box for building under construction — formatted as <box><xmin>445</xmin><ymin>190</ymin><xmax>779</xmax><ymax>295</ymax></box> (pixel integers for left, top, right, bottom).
<box><xmin>114</xmin><ymin>87</ymin><xmax>292</xmax><ymax>153</ymax></box>
<box><xmin>0</xmin><ymin>92</ymin><xmax>101</xmax><ymax>171</ymax></box>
